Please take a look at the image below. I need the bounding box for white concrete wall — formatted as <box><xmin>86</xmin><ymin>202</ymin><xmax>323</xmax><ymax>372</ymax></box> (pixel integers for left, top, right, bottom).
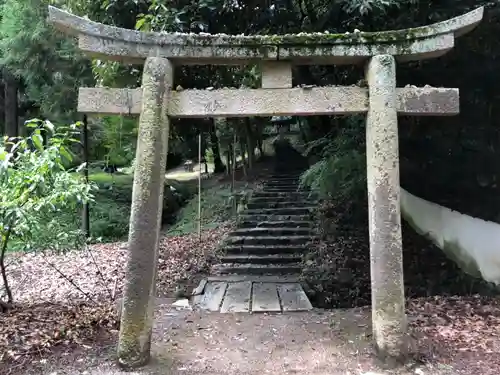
<box><xmin>400</xmin><ymin>188</ymin><xmax>500</xmax><ymax>285</ymax></box>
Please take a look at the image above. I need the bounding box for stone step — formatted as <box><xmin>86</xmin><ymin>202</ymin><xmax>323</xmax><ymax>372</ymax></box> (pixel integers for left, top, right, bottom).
<box><xmin>262</xmin><ymin>185</ymin><xmax>300</xmax><ymax>191</ymax></box>
<box><xmin>262</xmin><ymin>186</ymin><xmax>302</xmax><ymax>192</ymax></box>
<box><xmin>206</xmin><ymin>275</ymin><xmax>300</xmax><ymax>283</ymax></box>
<box><xmin>246</xmin><ymin>201</ymin><xmax>315</xmax><ymax>210</ymax></box>
<box><xmin>223</xmin><ymin>244</ymin><xmax>308</xmax><ymax>255</ymax></box>
<box><xmin>243</xmin><ymin>207</ymin><xmax>315</xmax><ymax>216</ymax></box>
<box><xmin>265</xmin><ymin>177</ymin><xmax>301</xmax><ymax>182</ymax></box>
<box><xmin>236</xmin><ymin>220</ymin><xmax>314</xmax><ymax>229</ymax></box>
<box><xmin>226</xmin><ymin>235</ymin><xmax>313</xmax><ymax>246</ymax></box>
<box><xmin>238</xmin><ymin>214</ymin><xmax>312</xmax><ymax>222</ymax></box>
<box><xmin>250</xmin><ymin>196</ymin><xmax>315</xmax><ymax>203</ymax></box>
<box><xmin>268</xmin><ymin>173</ymin><xmax>304</xmax><ymax>178</ymax></box>
<box><xmin>251</xmin><ymin>191</ymin><xmax>313</xmax><ymax>199</ymax></box>
<box><xmin>263</xmin><ymin>185</ymin><xmax>301</xmax><ymax>190</ymax></box>
<box><xmin>230</xmin><ymin>227</ymin><xmax>315</xmax><ymax>237</ymax></box>
<box><xmin>220</xmin><ymin>254</ymin><xmax>301</xmax><ymax>264</ymax></box>
<box><xmin>212</xmin><ymin>263</ymin><xmax>302</xmax><ymax>275</ymax></box>
<box><xmin>264</xmin><ymin>180</ymin><xmax>300</xmax><ymax>186</ymax></box>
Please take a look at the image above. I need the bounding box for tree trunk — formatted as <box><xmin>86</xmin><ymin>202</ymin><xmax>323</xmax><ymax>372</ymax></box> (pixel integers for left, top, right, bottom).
<box><xmin>4</xmin><ymin>70</ymin><xmax>18</xmax><ymax>139</ymax></box>
<box><xmin>209</xmin><ymin>119</ymin><xmax>226</xmax><ymax>173</ymax></box>
<box><xmin>244</xmin><ymin>119</ymin><xmax>255</xmax><ymax>169</ymax></box>
<box><xmin>298</xmin><ymin>118</ymin><xmax>309</xmax><ymax>144</ymax></box>
<box><xmin>254</xmin><ymin>118</ymin><xmax>265</xmax><ymax>158</ymax></box>
<box><xmin>225</xmin><ymin>150</ymin><xmax>231</xmax><ymax>175</ymax></box>
<box><xmin>239</xmin><ymin>139</ymin><xmax>247</xmax><ymax>177</ymax></box>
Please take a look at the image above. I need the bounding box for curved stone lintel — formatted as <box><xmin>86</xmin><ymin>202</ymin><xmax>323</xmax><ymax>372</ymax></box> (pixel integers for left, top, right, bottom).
<box><xmin>77</xmin><ymin>86</ymin><xmax>459</xmax><ymax>117</ymax></box>
<box><xmin>48</xmin><ymin>6</ymin><xmax>483</xmax><ymax>64</ymax></box>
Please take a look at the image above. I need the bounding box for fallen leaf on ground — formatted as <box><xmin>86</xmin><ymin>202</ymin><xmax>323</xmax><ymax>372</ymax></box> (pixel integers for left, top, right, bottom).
<box><xmin>0</xmin><ymin>223</ymin><xmax>232</xmax><ymax>366</ymax></box>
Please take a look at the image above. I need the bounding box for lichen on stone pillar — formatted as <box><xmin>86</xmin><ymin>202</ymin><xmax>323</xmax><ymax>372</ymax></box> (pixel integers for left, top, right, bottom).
<box><xmin>117</xmin><ymin>57</ymin><xmax>173</xmax><ymax>369</ymax></box>
<box><xmin>365</xmin><ymin>54</ymin><xmax>408</xmax><ymax>361</ymax></box>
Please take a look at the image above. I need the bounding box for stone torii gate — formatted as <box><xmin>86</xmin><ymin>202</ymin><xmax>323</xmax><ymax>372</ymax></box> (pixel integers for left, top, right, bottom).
<box><xmin>48</xmin><ymin>6</ymin><xmax>483</xmax><ymax>368</ymax></box>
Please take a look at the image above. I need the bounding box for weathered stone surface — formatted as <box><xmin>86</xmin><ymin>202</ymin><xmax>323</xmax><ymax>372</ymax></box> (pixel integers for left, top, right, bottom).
<box><xmin>78</xmin><ymin>87</ymin><xmax>142</xmax><ymax>114</ymax></box>
<box><xmin>396</xmin><ymin>87</ymin><xmax>459</xmax><ymax>115</ymax></box>
<box><xmin>365</xmin><ymin>54</ymin><xmax>407</xmax><ymax>360</ymax></box>
<box><xmin>261</xmin><ymin>62</ymin><xmax>292</xmax><ymax>88</ymax></box>
<box><xmin>48</xmin><ymin>6</ymin><xmax>483</xmax><ymax>64</ymax></box>
<box><xmin>117</xmin><ymin>57</ymin><xmax>173</xmax><ymax>369</ymax></box>
<box><xmin>78</xmin><ymin>86</ymin><xmax>459</xmax><ymax>117</ymax></box>
<box><xmin>279</xmin><ymin>33</ymin><xmax>455</xmax><ymax>64</ymax></box>
<box><xmin>170</xmin><ymin>86</ymin><xmax>367</xmax><ymax>116</ymax></box>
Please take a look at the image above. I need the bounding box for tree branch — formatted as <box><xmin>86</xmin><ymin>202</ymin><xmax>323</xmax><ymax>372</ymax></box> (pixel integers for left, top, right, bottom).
<box><xmin>41</xmin><ymin>256</ymin><xmax>98</xmax><ymax>305</ymax></box>
<box><xmin>0</xmin><ymin>227</ymin><xmax>13</xmax><ymax>304</ymax></box>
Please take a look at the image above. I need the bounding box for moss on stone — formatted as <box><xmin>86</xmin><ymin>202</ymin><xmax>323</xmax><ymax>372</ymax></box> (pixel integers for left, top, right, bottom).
<box><xmin>179</xmin><ymin>24</ymin><xmax>436</xmax><ymax>49</ymax></box>
<box><xmin>117</xmin><ymin>318</ymin><xmax>151</xmax><ymax>368</ymax></box>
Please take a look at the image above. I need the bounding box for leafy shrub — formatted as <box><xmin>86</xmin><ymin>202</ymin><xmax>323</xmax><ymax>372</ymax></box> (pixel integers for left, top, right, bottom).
<box><xmin>301</xmin><ymin>116</ymin><xmax>366</xmax><ymax>197</ymax></box>
<box><xmin>298</xmin><ymin>116</ymin><xmax>369</xmax><ymax>307</ymax></box>
<box><xmin>85</xmin><ymin>173</ymin><xmax>194</xmax><ymax>241</ymax></box>
<box><xmin>1</xmin><ymin>119</ymin><xmax>95</xmax><ymax>307</ymax></box>
<box><xmin>168</xmin><ymin>182</ymin><xmax>244</xmax><ymax>236</ymax></box>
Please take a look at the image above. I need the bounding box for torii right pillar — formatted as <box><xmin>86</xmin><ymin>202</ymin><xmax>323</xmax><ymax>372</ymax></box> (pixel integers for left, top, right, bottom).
<box><xmin>365</xmin><ymin>54</ymin><xmax>407</xmax><ymax>360</ymax></box>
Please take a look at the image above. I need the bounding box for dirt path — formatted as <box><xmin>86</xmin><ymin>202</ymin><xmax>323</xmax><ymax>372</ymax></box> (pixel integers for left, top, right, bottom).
<box><xmin>13</xmin><ymin>299</ymin><xmax>495</xmax><ymax>375</ymax></box>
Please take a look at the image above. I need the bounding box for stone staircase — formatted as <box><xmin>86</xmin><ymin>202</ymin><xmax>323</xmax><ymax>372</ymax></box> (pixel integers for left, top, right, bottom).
<box><xmin>213</xmin><ymin>168</ymin><xmax>317</xmax><ymax>276</ymax></box>
<box><xmin>193</xmin><ymin>167</ymin><xmax>317</xmax><ymax>313</ymax></box>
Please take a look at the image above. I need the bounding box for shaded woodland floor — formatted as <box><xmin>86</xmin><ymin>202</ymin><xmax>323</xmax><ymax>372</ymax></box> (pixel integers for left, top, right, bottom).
<box><xmin>2</xmin><ymin>159</ymin><xmax>500</xmax><ymax>374</ymax></box>
<box><xmin>303</xmin><ymin>215</ymin><xmax>499</xmax><ymax>309</ymax></box>
<box><xmin>8</xmin><ymin>300</ymin><xmax>500</xmax><ymax>375</ymax></box>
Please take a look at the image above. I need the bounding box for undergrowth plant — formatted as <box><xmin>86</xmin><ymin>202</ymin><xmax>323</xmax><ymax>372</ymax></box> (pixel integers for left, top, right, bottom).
<box><xmin>0</xmin><ymin>119</ymin><xmax>95</xmax><ymax>310</ymax></box>
<box><xmin>300</xmin><ymin>115</ymin><xmax>367</xmax><ymax>222</ymax></box>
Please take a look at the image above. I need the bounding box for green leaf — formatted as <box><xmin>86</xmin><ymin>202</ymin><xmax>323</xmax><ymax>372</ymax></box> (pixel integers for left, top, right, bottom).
<box><xmin>59</xmin><ymin>146</ymin><xmax>73</xmax><ymax>163</ymax></box>
<box><xmin>32</xmin><ymin>133</ymin><xmax>44</xmax><ymax>151</ymax></box>
<box><xmin>44</xmin><ymin>120</ymin><xmax>55</xmax><ymax>133</ymax></box>
<box><xmin>135</xmin><ymin>17</ymin><xmax>146</xmax><ymax>30</ymax></box>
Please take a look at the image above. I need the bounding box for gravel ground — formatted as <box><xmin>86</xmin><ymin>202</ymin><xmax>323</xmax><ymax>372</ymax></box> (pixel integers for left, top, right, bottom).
<box><xmin>9</xmin><ymin>299</ymin><xmax>499</xmax><ymax>375</ymax></box>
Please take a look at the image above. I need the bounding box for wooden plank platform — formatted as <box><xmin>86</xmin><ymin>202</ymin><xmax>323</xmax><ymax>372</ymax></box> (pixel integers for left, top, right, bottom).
<box><xmin>193</xmin><ymin>279</ymin><xmax>313</xmax><ymax>313</ymax></box>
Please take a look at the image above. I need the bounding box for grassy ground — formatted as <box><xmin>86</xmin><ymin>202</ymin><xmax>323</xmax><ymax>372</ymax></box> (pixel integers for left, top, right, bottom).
<box><xmin>84</xmin><ymin>170</ymin><xmax>196</xmax><ymax>241</ymax></box>
<box><xmin>78</xmin><ymin>160</ymin><xmax>265</xmax><ymax>241</ymax></box>
<box><xmin>166</xmin><ymin>180</ymin><xmax>255</xmax><ymax>236</ymax></box>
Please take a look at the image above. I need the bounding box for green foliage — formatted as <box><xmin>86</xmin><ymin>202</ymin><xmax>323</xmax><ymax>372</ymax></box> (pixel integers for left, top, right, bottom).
<box><xmin>168</xmin><ymin>183</ymin><xmax>243</xmax><ymax>236</ymax></box>
<box><xmin>0</xmin><ymin>119</ymin><xmax>95</xmax><ymax>303</ymax></box>
<box><xmin>83</xmin><ymin>173</ymin><xmax>194</xmax><ymax>241</ymax></box>
<box><xmin>136</xmin><ymin>0</ymin><xmax>220</xmax><ymax>33</ymax></box>
<box><xmin>341</xmin><ymin>0</ymin><xmax>412</xmax><ymax>16</ymax></box>
<box><xmin>88</xmin><ymin>116</ymin><xmax>138</xmax><ymax>168</ymax></box>
<box><xmin>0</xmin><ymin>119</ymin><xmax>95</xmax><ymax>250</ymax></box>
<box><xmin>0</xmin><ymin>0</ymin><xmax>93</xmax><ymax>121</ymax></box>
<box><xmin>300</xmin><ymin>116</ymin><xmax>366</xmax><ymax>203</ymax></box>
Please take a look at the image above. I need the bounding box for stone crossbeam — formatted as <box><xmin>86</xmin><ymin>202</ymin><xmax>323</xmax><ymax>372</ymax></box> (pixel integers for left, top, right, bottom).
<box><xmin>78</xmin><ymin>86</ymin><xmax>459</xmax><ymax>117</ymax></box>
<box><xmin>48</xmin><ymin>6</ymin><xmax>483</xmax><ymax>65</ymax></box>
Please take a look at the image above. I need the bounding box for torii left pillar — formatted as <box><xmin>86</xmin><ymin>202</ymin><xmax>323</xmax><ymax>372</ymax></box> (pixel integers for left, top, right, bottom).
<box><xmin>117</xmin><ymin>57</ymin><xmax>172</xmax><ymax>368</ymax></box>
<box><xmin>365</xmin><ymin>54</ymin><xmax>407</xmax><ymax>360</ymax></box>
